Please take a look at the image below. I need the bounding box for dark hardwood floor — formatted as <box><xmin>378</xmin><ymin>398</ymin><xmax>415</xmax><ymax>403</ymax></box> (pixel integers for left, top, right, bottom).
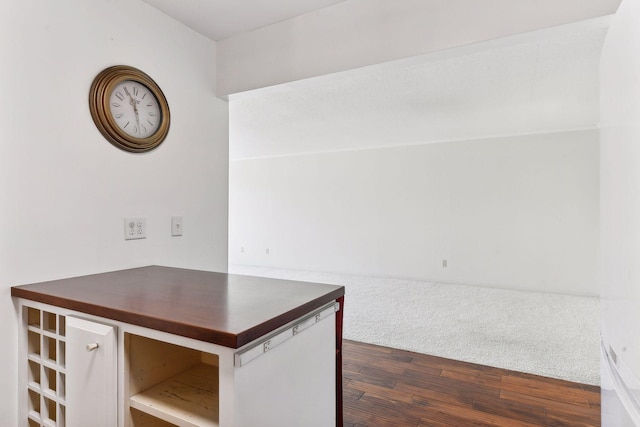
<box><xmin>342</xmin><ymin>340</ymin><xmax>600</xmax><ymax>427</ymax></box>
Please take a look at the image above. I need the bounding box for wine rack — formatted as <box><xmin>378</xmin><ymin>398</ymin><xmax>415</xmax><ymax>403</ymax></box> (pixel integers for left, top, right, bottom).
<box><xmin>24</xmin><ymin>306</ymin><xmax>66</xmax><ymax>427</ymax></box>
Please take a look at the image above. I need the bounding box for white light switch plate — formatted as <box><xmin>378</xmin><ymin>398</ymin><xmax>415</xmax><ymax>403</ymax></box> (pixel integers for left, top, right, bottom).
<box><xmin>171</xmin><ymin>216</ymin><xmax>183</xmax><ymax>236</ymax></box>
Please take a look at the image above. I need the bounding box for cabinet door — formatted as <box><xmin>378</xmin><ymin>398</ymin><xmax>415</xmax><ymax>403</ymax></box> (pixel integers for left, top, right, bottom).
<box><xmin>66</xmin><ymin>317</ymin><xmax>117</xmax><ymax>427</ymax></box>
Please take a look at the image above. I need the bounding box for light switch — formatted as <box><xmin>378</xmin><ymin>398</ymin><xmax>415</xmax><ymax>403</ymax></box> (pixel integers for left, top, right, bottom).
<box><xmin>171</xmin><ymin>216</ymin><xmax>183</xmax><ymax>236</ymax></box>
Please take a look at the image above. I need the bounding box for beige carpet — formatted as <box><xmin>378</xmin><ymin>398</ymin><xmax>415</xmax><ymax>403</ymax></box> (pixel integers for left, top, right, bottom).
<box><xmin>229</xmin><ymin>264</ymin><xmax>600</xmax><ymax>385</ymax></box>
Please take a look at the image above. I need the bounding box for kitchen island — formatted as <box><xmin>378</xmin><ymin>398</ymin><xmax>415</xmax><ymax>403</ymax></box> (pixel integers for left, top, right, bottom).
<box><xmin>12</xmin><ymin>266</ymin><xmax>345</xmax><ymax>427</ymax></box>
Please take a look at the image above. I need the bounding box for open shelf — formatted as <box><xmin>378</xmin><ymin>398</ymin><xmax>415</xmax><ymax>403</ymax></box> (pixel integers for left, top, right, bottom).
<box><xmin>127</xmin><ymin>334</ymin><xmax>220</xmax><ymax>427</ymax></box>
<box><xmin>130</xmin><ymin>364</ymin><xmax>219</xmax><ymax>427</ymax></box>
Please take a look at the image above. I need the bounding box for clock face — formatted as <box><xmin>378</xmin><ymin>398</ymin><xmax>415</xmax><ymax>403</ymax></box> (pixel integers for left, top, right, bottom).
<box><xmin>108</xmin><ymin>80</ymin><xmax>162</xmax><ymax>138</ymax></box>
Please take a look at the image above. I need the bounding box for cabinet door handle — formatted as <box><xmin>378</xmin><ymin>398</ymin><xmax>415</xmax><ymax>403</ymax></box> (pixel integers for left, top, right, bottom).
<box><xmin>86</xmin><ymin>342</ymin><xmax>100</xmax><ymax>351</ymax></box>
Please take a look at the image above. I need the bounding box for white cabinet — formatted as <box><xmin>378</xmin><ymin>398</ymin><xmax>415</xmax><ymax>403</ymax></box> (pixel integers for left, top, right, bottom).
<box><xmin>17</xmin><ymin>300</ymin><xmax>338</xmax><ymax>427</ymax></box>
<box><xmin>66</xmin><ymin>317</ymin><xmax>117</xmax><ymax>427</ymax></box>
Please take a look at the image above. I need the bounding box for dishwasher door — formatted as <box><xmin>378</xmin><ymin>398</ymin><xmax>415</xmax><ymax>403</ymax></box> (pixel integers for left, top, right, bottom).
<box><xmin>233</xmin><ymin>302</ymin><xmax>338</xmax><ymax>427</ymax></box>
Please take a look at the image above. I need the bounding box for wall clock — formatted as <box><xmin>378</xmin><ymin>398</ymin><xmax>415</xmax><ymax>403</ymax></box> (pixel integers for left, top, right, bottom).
<box><xmin>89</xmin><ymin>65</ymin><xmax>170</xmax><ymax>153</ymax></box>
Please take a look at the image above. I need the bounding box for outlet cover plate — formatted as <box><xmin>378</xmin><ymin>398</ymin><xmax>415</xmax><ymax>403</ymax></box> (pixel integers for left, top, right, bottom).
<box><xmin>125</xmin><ymin>217</ymin><xmax>146</xmax><ymax>240</ymax></box>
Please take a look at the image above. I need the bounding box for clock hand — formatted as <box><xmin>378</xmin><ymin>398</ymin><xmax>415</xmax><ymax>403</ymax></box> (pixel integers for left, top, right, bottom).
<box><xmin>123</xmin><ymin>87</ymin><xmax>138</xmax><ymax>106</ymax></box>
<box><xmin>123</xmin><ymin>86</ymin><xmax>133</xmax><ymax>101</ymax></box>
<box><xmin>132</xmin><ymin>101</ymin><xmax>140</xmax><ymax>130</ymax></box>
<box><xmin>124</xmin><ymin>86</ymin><xmax>141</xmax><ymax>130</ymax></box>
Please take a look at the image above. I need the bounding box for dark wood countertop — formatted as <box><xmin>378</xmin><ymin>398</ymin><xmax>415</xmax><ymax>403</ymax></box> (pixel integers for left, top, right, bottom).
<box><xmin>11</xmin><ymin>266</ymin><xmax>345</xmax><ymax>348</ymax></box>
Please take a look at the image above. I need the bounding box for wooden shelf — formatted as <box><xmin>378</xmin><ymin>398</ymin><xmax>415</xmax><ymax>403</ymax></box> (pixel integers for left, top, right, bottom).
<box><xmin>129</xmin><ymin>364</ymin><xmax>219</xmax><ymax>427</ymax></box>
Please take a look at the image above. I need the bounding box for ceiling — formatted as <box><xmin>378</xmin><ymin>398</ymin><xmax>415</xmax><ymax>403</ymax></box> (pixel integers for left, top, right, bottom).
<box><xmin>140</xmin><ymin>1</ymin><xmax>610</xmax><ymax>160</ymax></box>
<box><xmin>142</xmin><ymin>0</ymin><xmax>345</xmax><ymax>41</ymax></box>
<box><xmin>229</xmin><ymin>16</ymin><xmax>610</xmax><ymax>159</ymax></box>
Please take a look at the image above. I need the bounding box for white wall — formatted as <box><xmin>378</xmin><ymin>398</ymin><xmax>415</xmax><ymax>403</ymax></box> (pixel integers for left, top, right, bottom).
<box><xmin>217</xmin><ymin>0</ymin><xmax>620</xmax><ymax>95</ymax></box>
<box><xmin>599</xmin><ymin>0</ymin><xmax>640</xmax><ymax>423</ymax></box>
<box><xmin>0</xmin><ymin>0</ymin><xmax>228</xmax><ymax>425</ymax></box>
<box><xmin>229</xmin><ymin>130</ymin><xmax>599</xmax><ymax>295</ymax></box>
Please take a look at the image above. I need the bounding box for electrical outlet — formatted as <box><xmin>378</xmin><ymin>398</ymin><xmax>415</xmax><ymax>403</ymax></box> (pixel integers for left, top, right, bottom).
<box><xmin>124</xmin><ymin>217</ymin><xmax>146</xmax><ymax>240</ymax></box>
<box><xmin>171</xmin><ymin>216</ymin><xmax>183</xmax><ymax>236</ymax></box>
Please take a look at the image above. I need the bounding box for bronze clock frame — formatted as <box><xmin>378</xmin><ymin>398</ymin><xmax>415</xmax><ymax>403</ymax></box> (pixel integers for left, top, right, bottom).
<box><xmin>89</xmin><ymin>65</ymin><xmax>170</xmax><ymax>153</ymax></box>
